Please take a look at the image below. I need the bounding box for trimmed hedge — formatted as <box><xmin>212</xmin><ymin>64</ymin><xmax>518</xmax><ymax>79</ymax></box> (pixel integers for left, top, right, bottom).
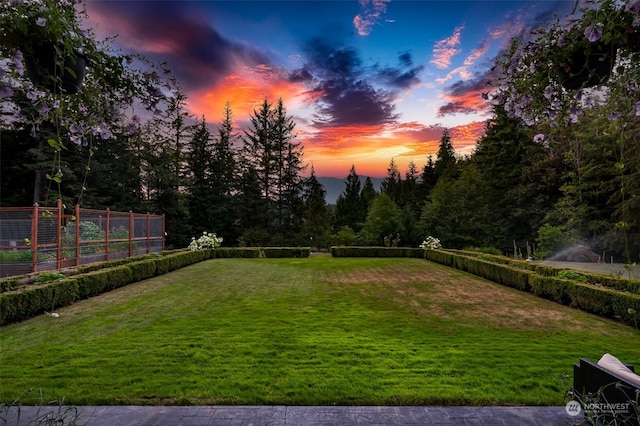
<box><xmin>442</xmin><ymin>249</ymin><xmax>640</xmax><ymax>295</ymax></box>
<box><xmin>0</xmin><ymin>279</ymin><xmax>79</xmax><ymax>326</ymax></box>
<box><xmin>214</xmin><ymin>247</ymin><xmax>311</xmax><ymax>258</ymax></box>
<box><xmin>528</xmin><ymin>275</ymin><xmax>571</xmax><ymax>305</ymax></box>
<box><xmin>330</xmin><ymin>246</ymin><xmax>422</xmax><ymax>258</ymax></box>
<box><xmin>0</xmin><ymin>247</ymin><xmax>311</xmax><ymax>326</ymax></box>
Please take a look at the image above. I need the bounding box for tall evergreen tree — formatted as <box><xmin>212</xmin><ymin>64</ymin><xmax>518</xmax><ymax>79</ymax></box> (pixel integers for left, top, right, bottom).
<box><xmin>187</xmin><ymin>116</ymin><xmax>215</xmax><ymax>236</ymax></box>
<box><xmin>85</xmin><ymin>131</ymin><xmax>145</xmax><ymax>212</ymax></box>
<box><xmin>381</xmin><ymin>158</ymin><xmax>401</xmax><ymax>205</ymax></box>
<box><xmin>360</xmin><ymin>177</ymin><xmax>377</xmax><ymax>210</ymax></box>
<box><xmin>240</xmin><ymin>98</ymin><xmax>305</xmax><ymax>243</ymax></box>
<box><xmin>401</xmin><ymin>159</ymin><xmax>419</xmax><ymax>210</ymax></box>
<box><xmin>272</xmin><ymin>99</ymin><xmax>305</xmax><ymax>241</ymax></box>
<box><xmin>209</xmin><ymin>103</ymin><xmax>239</xmax><ymax>242</ymax></box>
<box><xmin>472</xmin><ymin>106</ymin><xmax>545</xmax><ymax>252</ymax></box>
<box><xmin>434</xmin><ymin>129</ymin><xmax>457</xmax><ymax>180</ymax></box>
<box><xmin>420</xmin><ymin>164</ymin><xmax>492</xmax><ymax>249</ymax></box>
<box><xmin>417</xmin><ymin>155</ymin><xmax>436</xmax><ymax>204</ymax></box>
<box><xmin>334</xmin><ymin>165</ymin><xmax>366</xmax><ymax>233</ymax></box>
<box><xmin>301</xmin><ymin>166</ymin><xmax>330</xmax><ymax>248</ymax></box>
<box><xmin>142</xmin><ymin>90</ymin><xmax>193</xmax><ymax>248</ymax></box>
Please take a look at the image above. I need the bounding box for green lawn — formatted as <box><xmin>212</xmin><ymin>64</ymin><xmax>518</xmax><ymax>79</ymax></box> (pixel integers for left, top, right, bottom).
<box><xmin>1</xmin><ymin>256</ymin><xmax>638</xmax><ymax>406</ymax></box>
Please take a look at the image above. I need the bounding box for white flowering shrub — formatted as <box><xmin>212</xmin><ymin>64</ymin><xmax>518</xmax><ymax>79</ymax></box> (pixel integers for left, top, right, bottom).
<box><xmin>188</xmin><ymin>231</ymin><xmax>223</xmax><ymax>250</ymax></box>
<box><xmin>419</xmin><ymin>236</ymin><xmax>442</xmax><ymax>250</ymax></box>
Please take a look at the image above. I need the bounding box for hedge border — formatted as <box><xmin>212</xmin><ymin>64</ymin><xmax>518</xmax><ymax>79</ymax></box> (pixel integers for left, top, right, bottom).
<box><xmin>0</xmin><ymin>247</ymin><xmax>310</xmax><ymax>326</ymax></box>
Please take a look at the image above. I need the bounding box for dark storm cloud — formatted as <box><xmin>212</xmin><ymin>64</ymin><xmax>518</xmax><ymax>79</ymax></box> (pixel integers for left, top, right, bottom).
<box><xmin>398</xmin><ymin>52</ymin><xmax>413</xmax><ymax>67</ymax></box>
<box><xmin>88</xmin><ymin>2</ymin><xmax>269</xmax><ymax>91</ymax></box>
<box><xmin>288</xmin><ymin>67</ymin><xmax>314</xmax><ymax>83</ymax></box>
<box><xmin>313</xmin><ymin>79</ymin><xmax>397</xmax><ymax>127</ymax></box>
<box><xmin>438</xmin><ymin>101</ymin><xmax>477</xmax><ymax>115</ymax></box>
<box><xmin>297</xmin><ymin>38</ymin><xmax>425</xmax><ymax>127</ymax></box>
<box><xmin>375</xmin><ymin>53</ymin><xmax>424</xmax><ymax>90</ymax></box>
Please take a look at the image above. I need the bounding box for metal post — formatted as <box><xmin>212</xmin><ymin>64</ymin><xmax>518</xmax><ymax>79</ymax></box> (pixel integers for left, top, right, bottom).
<box><xmin>55</xmin><ymin>199</ymin><xmax>62</xmax><ymax>270</ymax></box>
<box><xmin>146</xmin><ymin>212</ymin><xmax>151</xmax><ymax>254</ymax></box>
<box><xmin>105</xmin><ymin>208</ymin><xmax>110</xmax><ymax>261</ymax></box>
<box><xmin>74</xmin><ymin>204</ymin><xmax>80</xmax><ymax>266</ymax></box>
<box><xmin>31</xmin><ymin>203</ymin><xmax>38</xmax><ymax>273</ymax></box>
<box><xmin>129</xmin><ymin>210</ymin><xmax>134</xmax><ymax>257</ymax></box>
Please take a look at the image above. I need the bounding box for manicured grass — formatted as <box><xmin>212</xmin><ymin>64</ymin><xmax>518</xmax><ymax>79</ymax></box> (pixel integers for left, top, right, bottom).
<box><xmin>1</xmin><ymin>256</ymin><xmax>639</xmax><ymax>406</ymax></box>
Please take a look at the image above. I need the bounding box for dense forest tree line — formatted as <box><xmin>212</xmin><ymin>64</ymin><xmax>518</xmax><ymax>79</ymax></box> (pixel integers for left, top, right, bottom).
<box><xmin>1</xmin><ymin>90</ymin><xmax>638</xmax><ymax>261</ymax></box>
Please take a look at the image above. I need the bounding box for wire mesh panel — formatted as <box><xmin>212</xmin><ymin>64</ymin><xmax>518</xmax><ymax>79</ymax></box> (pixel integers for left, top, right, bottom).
<box><xmin>0</xmin><ymin>207</ymin><xmax>35</xmax><ymax>277</ymax></box>
<box><xmin>0</xmin><ymin>203</ymin><xmax>164</xmax><ymax>276</ymax></box>
<box><xmin>108</xmin><ymin>211</ymin><xmax>132</xmax><ymax>260</ymax></box>
<box><xmin>35</xmin><ymin>206</ymin><xmax>62</xmax><ymax>272</ymax></box>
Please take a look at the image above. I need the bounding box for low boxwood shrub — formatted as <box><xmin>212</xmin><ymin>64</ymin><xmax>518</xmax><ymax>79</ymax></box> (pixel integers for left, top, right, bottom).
<box><xmin>584</xmin><ymin>274</ymin><xmax>640</xmax><ymax>295</ymax></box>
<box><xmin>529</xmin><ymin>275</ymin><xmax>570</xmax><ymax>304</ymax></box>
<box><xmin>0</xmin><ymin>279</ymin><xmax>79</xmax><ymax>325</ymax></box>
<box><xmin>127</xmin><ymin>260</ymin><xmax>158</xmax><ymax>281</ymax></box>
<box><xmin>75</xmin><ymin>266</ymin><xmax>134</xmax><ymax>299</ymax></box>
<box><xmin>330</xmin><ymin>246</ymin><xmax>421</xmax><ymax>258</ymax></box>
<box><xmin>449</xmin><ymin>255</ymin><xmax>530</xmax><ymax>291</ymax></box>
<box><xmin>424</xmin><ymin>249</ymin><xmax>455</xmax><ymax>266</ymax></box>
<box><xmin>262</xmin><ymin>247</ymin><xmax>310</xmax><ymax>258</ymax></box>
<box><xmin>568</xmin><ymin>283</ymin><xmax>616</xmax><ymax>317</ymax></box>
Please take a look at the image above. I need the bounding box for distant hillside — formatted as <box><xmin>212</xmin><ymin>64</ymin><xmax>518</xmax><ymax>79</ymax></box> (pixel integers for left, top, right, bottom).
<box><xmin>317</xmin><ymin>176</ymin><xmax>383</xmax><ymax>205</ymax></box>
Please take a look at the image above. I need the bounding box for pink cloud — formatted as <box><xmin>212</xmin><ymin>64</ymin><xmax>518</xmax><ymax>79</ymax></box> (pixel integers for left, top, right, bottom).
<box><xmin>430</xmin><ymin>26</ymin><xmax>464</xmax><ymax>69</ymax></box>
<box><xmin>463</xmin><ymin>39</ymin><xmax>489</xmax><ymax>66</ymax></box>
<box><xmin>354</xmin><ymin>0</ymin><xmax>392</xmax><ymax>36</ymax></box>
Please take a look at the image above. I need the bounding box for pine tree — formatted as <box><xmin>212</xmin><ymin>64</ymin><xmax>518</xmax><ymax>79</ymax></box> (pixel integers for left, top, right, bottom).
<box><xmin>272</xmin><ymin>99</ymin><xmax>305</xmax><ymax>241</ymax></box>
<box><xmin>417</xmin><ymin>155</ymin><xmax>436</xmax><ymax>204</ymax></box>
<box><xmin>381</xmin><ymin>158</ymin><xmax>401</xmax><ymax>205</ymax></box>
<box><xmin>142</xmin><ymin>90</ymin><xmax>193</xmax><ymax>248</ymax></box>
<box><xmin>187</xmin><ymin>116</ymin><xmax>215</xmax><ymax>236</ymax></box>
<box><xmin>334</xmin><ymin>165</ymin><xmax>366</xmax><ymax>232</ymax></box>
<box><xmin>239</xmin><ymin>98</ymin><xmax>305</xmax><ymax>243</ymax></box>
<box><xmin>434</xmin><ymin>129</ymin><xmax>457</xmax><ymax>180</ymax></box>
<box><xmin>360</xmin><ymin>177</ymin><xmax>377</xmax><ymax>210</ymax></box>
<box><xmin>209</xmin><ymin>103</ymin><xmax>239</xmax><ymax>242</ymax></box>
<box><xmin>301</xmin><ymin>166</ymin><xmax>330</xmax><ymax>248</ymax></box>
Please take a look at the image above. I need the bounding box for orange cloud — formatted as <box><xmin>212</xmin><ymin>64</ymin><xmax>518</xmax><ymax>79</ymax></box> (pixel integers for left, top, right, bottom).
<box><xmin>438</xmin><ymin>84</ymin><xmax>491</xmax><ymax>117</ymax></box>
<box><xmin>430</xmin><ymin>26</ymin><xmax>464</xmax><ymax>69</ymax></box>
<box><xmin>304</xmin><ymin>119</ymin><xmax>487</xmax><ymax>177</ymax></box>
<box><xmin>187</xmin><ymin>65</ymin><xmax>309</xmax><ymax>123</ymax></box>
<box><xmin>450</xmin><ymin>121</ymin><xmax>486</xmax><ymax>154</ymax></box>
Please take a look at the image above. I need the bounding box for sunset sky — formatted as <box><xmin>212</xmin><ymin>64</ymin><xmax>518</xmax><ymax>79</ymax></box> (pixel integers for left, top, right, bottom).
<box><xmin>85</xmin><ymin>0</ymin><xmax>570</xmax><ymax>178</ymax></box>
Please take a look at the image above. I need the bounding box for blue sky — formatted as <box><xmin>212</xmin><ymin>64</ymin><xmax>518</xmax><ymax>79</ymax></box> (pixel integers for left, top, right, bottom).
<box><xmin>86</xmin><ymin>0</ymin><xmax>571</xmax><ymax>177</ymax></box>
